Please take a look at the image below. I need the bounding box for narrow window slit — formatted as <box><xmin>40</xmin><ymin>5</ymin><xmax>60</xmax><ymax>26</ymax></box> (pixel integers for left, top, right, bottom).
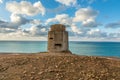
<box><xmin>49</xmin><ymin>38</ymin><xmax>53</xmax><ymax>39</ymax></box>
<box><xmin>55</xmin><ymin>44</ymin><xmax>62</xmax><ymax>47</ymax></box>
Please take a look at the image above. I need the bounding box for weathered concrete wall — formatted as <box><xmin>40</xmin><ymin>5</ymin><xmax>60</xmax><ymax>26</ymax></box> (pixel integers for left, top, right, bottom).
<box><xmin>48</xmin><ymin>24</ymin><xmax>69</xmax><ymax>52</ymax></box>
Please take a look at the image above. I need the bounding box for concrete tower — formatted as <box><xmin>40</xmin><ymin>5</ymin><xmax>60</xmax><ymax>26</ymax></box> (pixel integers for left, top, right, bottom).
<box><xmin>48</xmin><ymin>24</ymin><xmax>69</xmax><ymax>53</ymax></box>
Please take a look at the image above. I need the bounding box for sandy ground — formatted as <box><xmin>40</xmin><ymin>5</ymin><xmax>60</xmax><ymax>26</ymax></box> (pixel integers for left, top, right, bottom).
<box><xmin>0</xmin><ymin>53</ymin><xmax>120</xmax><ymax>80</ymax></box>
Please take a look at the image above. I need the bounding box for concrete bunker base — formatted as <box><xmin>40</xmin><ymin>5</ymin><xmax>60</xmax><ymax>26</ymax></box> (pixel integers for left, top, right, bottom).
<box><xmin>48</xmin><ymin>50</ymin><xmax>72</xmax><ymax>54</ymax></box>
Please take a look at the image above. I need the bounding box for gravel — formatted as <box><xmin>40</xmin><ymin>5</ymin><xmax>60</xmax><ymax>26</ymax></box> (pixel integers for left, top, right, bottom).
<box><xmin>0</xmin><ymin>53</ymin><xmax>119</xmax><ymax>80</ymax></box>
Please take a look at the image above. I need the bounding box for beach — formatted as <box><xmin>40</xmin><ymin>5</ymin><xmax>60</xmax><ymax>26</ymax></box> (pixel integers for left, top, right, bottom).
<box><xmin>0</xmin><ymin>53</ymin><xmax>120</xmax><ymax>80</ymax></box>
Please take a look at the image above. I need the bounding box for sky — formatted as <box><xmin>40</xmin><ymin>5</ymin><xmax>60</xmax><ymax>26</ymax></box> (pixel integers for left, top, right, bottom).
<box><xmin>0</xmin><ymin>0</ymin><xmax>120</xmax><ymax>41</ymax></box>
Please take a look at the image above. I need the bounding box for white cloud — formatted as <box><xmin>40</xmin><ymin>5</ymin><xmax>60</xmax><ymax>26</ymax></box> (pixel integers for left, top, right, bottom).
<box><xmin>41</xmin><ymin>28</ymin><xmax>46</xmax><ymax>32</ymax></box>
<box><xmin>28</xmin><ymin>25</ymin><xmax>47</xmax><ymax>36</ymax></box>
<box><xmin>45</xmin><ymin>8</ymin><xmax>100</xmax><ymax>35</ymax></box>
<box><xmin>6</xmin><ymin>1</ymin><xmax>45</xmax><ymax>16</ymax></box>
<box><xmin>1</xmin><ymin>0</ymin><xmax>118</xmax><ymax>41</ymax></box>
<box><xmin>0</xmin><ymin>14</ymin><xmax>31</xmax><ymax>30</ymax></box>
<box><xmin>73</xmin><ymin>7</ymin><xmax>98</xmax><ymax>21</ymax></box>
<box><xmin>8</xmin><ymin>30</ymin><xmax>29</xmax><ymax>37</ymax></box>
<box><xmin>69</xmin><ymin>24</ymin><xmax>109</xmax><ymax>39</ymax></box>
<box><xmin>0</xmin><ymin>20</ymin><xmax>18</xmax><ymax>29</ymax></box>
<box><xmin>108</xmin><ymin>32</ymin><xmax>120</xmax><ymax>38</ymax></box>
<box><xmin>87</xmin><ymin>29</ymin><xmax>100</xmax><ymax>35</ymax></box>
<box><xmin>0</xmin><ymin>24</ymin><xmax>48</xmax><ymax>40</ymax></box>
<box><xmin>55</xmin><ymin>0</ymin><xmax>77</xmax><ymax>6</ymax></box>
<box><xmin>47</xmin><ymin>5</ymin><xmax>68</xmax><ymax>14</ymax></box>
<box><xmin>85</xmin><ymin>29</ymin><xmax>107</xmax><ymax>38</ymax></box>
<box><xmin>87</xmin><ymin>29</ymin><xmax>106</xmax><ymax>38</ymax></box>
<box><xmin>10</xmin><ymin>13</ymin><xmax>29</xmax><ymax>25</ymax></box>
<box><xmin>0</xmin><ymin>12</ymin><xmax>47</xmax><ymax>39</ymax></box>
<box><xmin>29</xmin><ymin>26</ymin><xmax>38</xmax><ymax>35</ymax></box>
<box><xmin>0</xmin><ymin>0</ymin><xmax>3</xmax><ymax>3</ymax></box>
<box><xmin>0</xmin><ymin>28</ymin><xmax>15</xmax><ymax>33</ymax></box>
<box><xmin>71</xmin><ymin>24</ymin><xmax>82</xmax><ymax>34</ymax></box>
<box><xmin>30</xmin><ymin>19</ymin><xmax>41</xmax><ymax>25</ymax></box>
<box><xmin>46</xmin><ymin>14</ymin><xmax>72</xmax><ymax>25</ymax></box>
<box><xmin>82</xmin><ymin>19</ymin><xmax>100</xmax><ymax>27</ymax></box>
<box><xmin>0</xmin><ymin>28</ymin><xmax>29</xmax><ymax>40</ymax></box>
<box><xmin>0</xmin><ymin>23</ymin><xmax>48</xmax><ymax>39</ymax></box>
<box><xmin>73</xmin><ymin>7</ymin><xmax>99</xmax><ymax>27</ymax></box>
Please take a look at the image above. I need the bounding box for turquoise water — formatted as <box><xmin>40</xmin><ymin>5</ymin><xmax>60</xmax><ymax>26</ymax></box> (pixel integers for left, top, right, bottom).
<box><xmin>0</xmin><ymin>41</ymin><xmax>120</xmax><ymax>57</ymax></box>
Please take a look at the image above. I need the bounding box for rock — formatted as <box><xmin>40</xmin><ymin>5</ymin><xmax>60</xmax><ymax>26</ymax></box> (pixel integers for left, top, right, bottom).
<box><xmin>38</xmin><ymin>72</ymin><xmax>43</xmax><ymax>75</ymax></box>
<box><xmin>23</xmin><ymin>71</ymin><xmax>27</xmax><ymax>74</ymax></box>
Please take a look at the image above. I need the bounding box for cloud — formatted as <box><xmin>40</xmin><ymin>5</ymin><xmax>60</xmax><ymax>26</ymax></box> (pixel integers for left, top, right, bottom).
<box><xmin>45</xmin><ymin>8</ymin><xmax>100</xmax><ymax>35</ymax></box>
<box><xmin>55</xmin><ymin>0</ymin><xmax>77</xmax><ymax>6</ymax></box>
<box><xmin>0</xmin><ymin>28</ymin><xmax>15</xmax><ymax>33</ymax></box>
<box><xmin>82</xmin><ymin>19</ymin><xmax>100</xmax><ymax>27</ymax></box>
<box><xmin>10</xmin><ymin>13</ymin><xmax>30</xmax><ymax>26</ymax></box>
<box><xmin>71</xmin><ymin>24</ymin><xmax>82</xmax><ymax>34</ymax></box>
<box><xmin>0</xmin><ymin>12</ymin><xmax>47</xmax><ymax>38</ymax></box>
<box><xmin>0</xmin><ymin>24</ymin><xmax>30</xmax><ymax>40</ymax></box>
<box><xmin>0</xmin><ymin>20</ymin><xmax>17</xmax><ymax>29</ymax></box>
<box><xmin>46</xmin><ymin>5</ymin><xmax>68</xmax><ymax>14</ymax></box>
<box><xmin>30</xmin><ymin>19</ymin><xmax>41</xmax><ymax>25</ymax></box>
<box><xmin>73</xmin><ymin>7</ymin><xmax>99</xmax><ymax>27</ymax></box>
<box><xmin>1</xmin><ymin>0</ymin><xmax>118</xmax><ymax>41</ymax></box>
<box><xmin>108</xmin><ymin>32</ymin><xmax>120</xmax><ymax>38</ymax></box>
<box><xmin>0</xmin><ymin>23</ymin><xmax>48</xmax><ymax>39</ymax></box>
<box><xmin>6</xmin><ymin>29</ymin><xmax>29</xmax><ymax>38</ymax></box>
<box><xmin>46</xmin><ymin>14</ymin><xmax>72</xmax><ymax>25</ymax></box>
<box><xmin>0</xmin><ymin>20</ymin><xmax>5</xmax><ymax>24</ymax></box>
<box><xmin>105</xmin><ymin>21</ymin><xmax>120</xmax><ymax>28</ymax></box>
<box><xmin>6</xmin><ymin>1</ymin><xmax>45</xmax><ymax>16</ymax></box>
<box><xmin>25</xmin><ymin>25</ymin><xmax>48</xmax><ymax>36</ymax></box>
<box><xmin>0</xmin><ymin>14</ymin><xmax>29</xmax><ymax>29</ymax></box>
<box><xmin>69</xmin><ymin>24</ymin><xmax>108</xmax><ymax>39</ymax></box>
<box><xmin>0</xmin><ymin>0</ymin><xmax>3</xmax><ymax>3</ymax></box>
<box><xmin>86</xmin><ymin>29</ymin><xmax>107</xmax><ymax>38</ymax></box>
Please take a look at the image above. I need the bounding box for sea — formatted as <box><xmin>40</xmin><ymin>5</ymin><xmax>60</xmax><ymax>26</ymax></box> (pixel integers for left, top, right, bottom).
<box><xmin>0</xmin><ymin>41</ymin><xmax>120</xmax><ymax>57</ymax></box>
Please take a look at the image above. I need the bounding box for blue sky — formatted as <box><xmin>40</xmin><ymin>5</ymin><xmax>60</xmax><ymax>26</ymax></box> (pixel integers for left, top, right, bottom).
<box><xmin>0</xmin><ymin>0</ymin><xmax>120</xmax><ymax>41</ymax></box>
